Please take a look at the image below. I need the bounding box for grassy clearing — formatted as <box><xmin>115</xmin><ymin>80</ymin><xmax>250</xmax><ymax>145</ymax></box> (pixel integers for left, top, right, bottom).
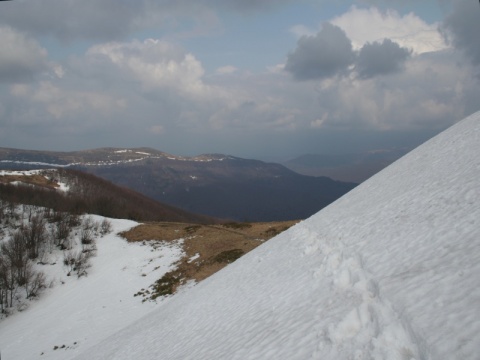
<box><xmin>122</xmin><ymin>220</ymin><xmax>299</xmax><ymax>300</ymax></box>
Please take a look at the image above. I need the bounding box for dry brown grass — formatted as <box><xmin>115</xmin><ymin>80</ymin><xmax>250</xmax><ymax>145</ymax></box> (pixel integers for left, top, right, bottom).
<box><xmin>0</xmin><ymin>174</ymin><xmax>59</xmax><ymax>190</ymax></box>
<box><xmin>122</xmin><ymin>220</ymin><xmax>299</xmax><ymax>300</ymax></box>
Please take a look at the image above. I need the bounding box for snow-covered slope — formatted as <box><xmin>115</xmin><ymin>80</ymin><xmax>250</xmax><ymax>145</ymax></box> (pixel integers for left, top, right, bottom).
<box><xmin>72</xmin><ymin>111</ymin><xmax>479</xmax><ymax>360</ymax></box>
<box><xmin>0</xmin><ymin>217</ymin><xmax>185</xmax><ymax>360</ymax></box>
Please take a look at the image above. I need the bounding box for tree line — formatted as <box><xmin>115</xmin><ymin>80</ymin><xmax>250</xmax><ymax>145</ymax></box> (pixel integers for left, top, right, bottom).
<box><xmin>0</xmin><ymin>168</ymin><xmax>214</xmax><ymax>223</ymax></box>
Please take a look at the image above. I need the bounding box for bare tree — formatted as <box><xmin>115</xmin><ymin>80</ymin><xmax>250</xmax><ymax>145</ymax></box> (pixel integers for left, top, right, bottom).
<box><xmin>1</xmin><ymin>231</ymin><xmax>28</xmax><ymax>286</ymax></box>
<box><xmin>23</xmin><ymin>213</ymin><xmax>47</xmax><ymax>259</ymax></box>
<box><xmin>54</xmin><ymin>214</ymin><xmax>72</xmax><ymax>249</ymax></box>
<box><xmin>24</xmin><ymin>264</ymin><xmax>46</xmax><ymax>299</ymax></box>
<box><xmin>0</xmin><ymin>254</ymin><xmax>19</xmax><ymax>308</ymax></box>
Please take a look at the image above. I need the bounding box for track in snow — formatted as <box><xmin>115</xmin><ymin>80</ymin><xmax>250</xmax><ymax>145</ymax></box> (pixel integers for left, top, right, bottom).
<box><xmin>304</xmin><ymin>226</ymin><xmax>428</xmax><ymax>360</ymax></box>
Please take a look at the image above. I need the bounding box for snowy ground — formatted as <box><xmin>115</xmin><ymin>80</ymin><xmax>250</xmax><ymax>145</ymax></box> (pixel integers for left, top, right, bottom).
<box><xmin>68</xmin><ymin>111</ymin><xmax>479</xmax><ymax>360</ymax></box>
<box><xmin>0</xmin><ymin>216</ymin><xmax>185</xmax><ymax>360</ymax></box>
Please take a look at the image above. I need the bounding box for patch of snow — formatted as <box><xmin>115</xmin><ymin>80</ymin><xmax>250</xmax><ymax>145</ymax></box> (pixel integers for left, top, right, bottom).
<box><xmin>135</xmin><ymin>152</ymin><xmax>151</xmax><ymax>156</ymax></box>
<box><xmin>0</xmin><ymin>160</ymin><xmax>70</xmax><ymax>168</ymax></box>
<box><xmin>9</xmin><ymin>180</ymin><xmax>30</xmax><ymax>187</ymax></box>
<box><xmin>0</xmin><ymin>169</ymin><xmax>45</xmax><ymax>176</ymax></box>
<box><xmin>188</xmin><ymin>253</ymin><xmax>200</xmax><ymax>263</ymax></box>
<box><xmin>56</xmin><ymin>181</ymin><xmax>70</xmax><ymax>193</ymax></box>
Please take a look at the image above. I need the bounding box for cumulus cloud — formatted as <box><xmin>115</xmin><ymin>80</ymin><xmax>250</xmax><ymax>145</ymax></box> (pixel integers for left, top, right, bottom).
<box><xmin>86</xmin><ymin>39</ymin><xmax>211</xmax><ymax>99</ymax></box>
<box><xmin>0</xmin><ymin>26</ymin><xmax>48</xmax><ymax>83</ymax></box>
<box><xmin>313</xmin><ymin>50</ymin><xmax>476</xmax><ymax>131</ymax></box>
<box><xmin>356</xmin><ymin>39</ymin><xmax>411</xmax><ymax>78</ymax></box>
<box><xmin>441</xmin><ymin>0</ymin><xmax>480</xmax><ymax>65</ymax></box>
<box><xmin>331</xmin><ymin>6</ymin><xmax>447</xmax><ymax>54</ymax></box>
<box><xmin>1</xmin><ymin>36</ymin><xmax>252</xmax><ymax>149</ymax></box>
<box><xmin>286</xmin><ymin>21</ymin><xmax>412</xmax><ymax>81</ymax></box>
<box><xmin>285</xmin><ymin>23</ymin><xmax>354</xmax><ymax>80</ymax></box>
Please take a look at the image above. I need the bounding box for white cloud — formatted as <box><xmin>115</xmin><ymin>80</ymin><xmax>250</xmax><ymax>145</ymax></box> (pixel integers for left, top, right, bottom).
<box><xmin>17</xmin><ymin>81</ymin><xmax>126</xmax><ymax>120</ymax></box>
<box><xmin>86</xmin><ymin>39</ymin><xmax>219</xmax><ymax>100</ymax></box>
<box><xmin>311</xmin><ymin>50</ymin><xmax>475</xmax><ymax>131</ymax></box>
<box><xmin>331</xmin><ymin>6</ymin><xmax>447</xmax><ymax>54</ymax></box>
<box><xmin>216</xmin><ymin>65</ymin><xmax>238</xmax><ymax>75</ymax></box>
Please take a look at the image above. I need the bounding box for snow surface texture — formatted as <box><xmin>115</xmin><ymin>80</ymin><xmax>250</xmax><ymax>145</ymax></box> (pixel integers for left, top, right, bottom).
<box><xmin>71</xmin><ymin>111</ymin><xmax>479</xmax><ymax>360</ymax></box>
<box><xmin>0</xmin><ymin>217</ymin><xmax>184</xmax><ymax>360</ymax></box>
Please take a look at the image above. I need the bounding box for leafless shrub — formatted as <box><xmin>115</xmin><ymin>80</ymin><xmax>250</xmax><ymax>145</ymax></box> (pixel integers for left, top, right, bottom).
<box><xmin>80</xmin><ymin>227</ymin><xmax>94</xmax><ymax>245</ymax></box>
<box><xmin>82</xmin><ymin>216</ymin><xmax>95</xmax><ymax>231</ymax></box>
<box><xmin>63</xmin><ymin>250</ymin><xmax>93</xmax><ymax>278</ymax></box>
<box><xmin>100</xmin><ymin>218</ymin><xmax>112</xmax><ymax>235</ymax></box>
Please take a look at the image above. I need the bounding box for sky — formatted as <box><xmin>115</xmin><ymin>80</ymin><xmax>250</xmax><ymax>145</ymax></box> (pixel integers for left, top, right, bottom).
<box><xmin>0</xmin><ymin>0</ymin><xmax>479</xmax><ymax>161</ymax></box>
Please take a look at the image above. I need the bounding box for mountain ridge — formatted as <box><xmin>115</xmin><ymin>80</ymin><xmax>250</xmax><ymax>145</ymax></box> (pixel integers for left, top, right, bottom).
<box><xmin>0</xmin><ymin>147</ymin><xmax>356</xmax><ymax>222</ymax></box>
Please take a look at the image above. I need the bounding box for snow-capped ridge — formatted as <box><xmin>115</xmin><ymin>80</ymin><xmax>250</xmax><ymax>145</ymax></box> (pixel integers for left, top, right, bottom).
<box><xmin>0</xmin><ymin>147</ymin><xmax>239</xmax><ymax>168</ymax></box>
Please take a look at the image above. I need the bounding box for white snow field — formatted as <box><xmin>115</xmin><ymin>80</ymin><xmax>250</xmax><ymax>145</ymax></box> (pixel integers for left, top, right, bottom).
<box><xmin>70</xmin><ymin>111</ymin><xmax>479</xmax><ymax>360</ymax></box>
<box><xmin>0</xmin><ymin>217</ymin><xmax>185</xmax><ymax>360</ymax></box>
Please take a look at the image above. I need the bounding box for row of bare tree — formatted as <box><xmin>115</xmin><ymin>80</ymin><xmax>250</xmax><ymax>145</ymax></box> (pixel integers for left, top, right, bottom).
<box><xmin>0</xmin><ymin>201</ymin><xmax>112</xmax><ymax>314</ymax></box>
<box><xmin>0</xmin><ymin>214</ymin><xmax>49</xmax><ymax>312</ymax></box>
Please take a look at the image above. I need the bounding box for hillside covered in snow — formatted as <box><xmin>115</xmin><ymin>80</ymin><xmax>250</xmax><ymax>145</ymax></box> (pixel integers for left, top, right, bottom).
<box><xmin>0</xmin><ymin>215</ymin><xmax>185</xmax><ymax>360</ymax></box>
<box><xmin>71</xmin><ymin>111</ymin><xmax>479</xmax><ymax>359</ymax></box>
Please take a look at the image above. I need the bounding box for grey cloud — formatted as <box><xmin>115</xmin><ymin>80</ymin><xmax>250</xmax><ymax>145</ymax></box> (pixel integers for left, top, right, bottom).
<box><xmin>212</xmin><ymin>0</ymin><xmax>295</xmax><ymax>12</ymax></box>
<box><xmin>0</xmin><ymin>26</ymin><xmax>48</xmax><ymax>83</ymax></box>
<box><xmin>0</xmin><ymin>0</ymin><xmax>145</xmax><ymax>42</ymax></box>
<box><xmin>356</xmin><ymin>39</ymin><xmax>411</xmax><ymax>79</ymax></box>
<box><xmin>285</xmin><ymin>23</ymin><xmax>354</xmax><ymax>80</ymax></box>
<box><xmin>441</xmin><ymin>0</ymin><xmax>480</xmax><ymax>66</ymax></box>
<box><xmin>0</xmin><ymin>0</ymin><xmax>297</xmax><ymax>42</ymax></box>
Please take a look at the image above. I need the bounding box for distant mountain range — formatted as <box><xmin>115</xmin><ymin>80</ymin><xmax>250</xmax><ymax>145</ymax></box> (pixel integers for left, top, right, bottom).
<box><xmin>0</xmin><ymin>147</ymin><xmax>356</xmax><ymax>221</ymax></box>
<box><xmin>282</xmin><ymin>149</ymin><xmax>407</xmax><ymax>183</ymax></box>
